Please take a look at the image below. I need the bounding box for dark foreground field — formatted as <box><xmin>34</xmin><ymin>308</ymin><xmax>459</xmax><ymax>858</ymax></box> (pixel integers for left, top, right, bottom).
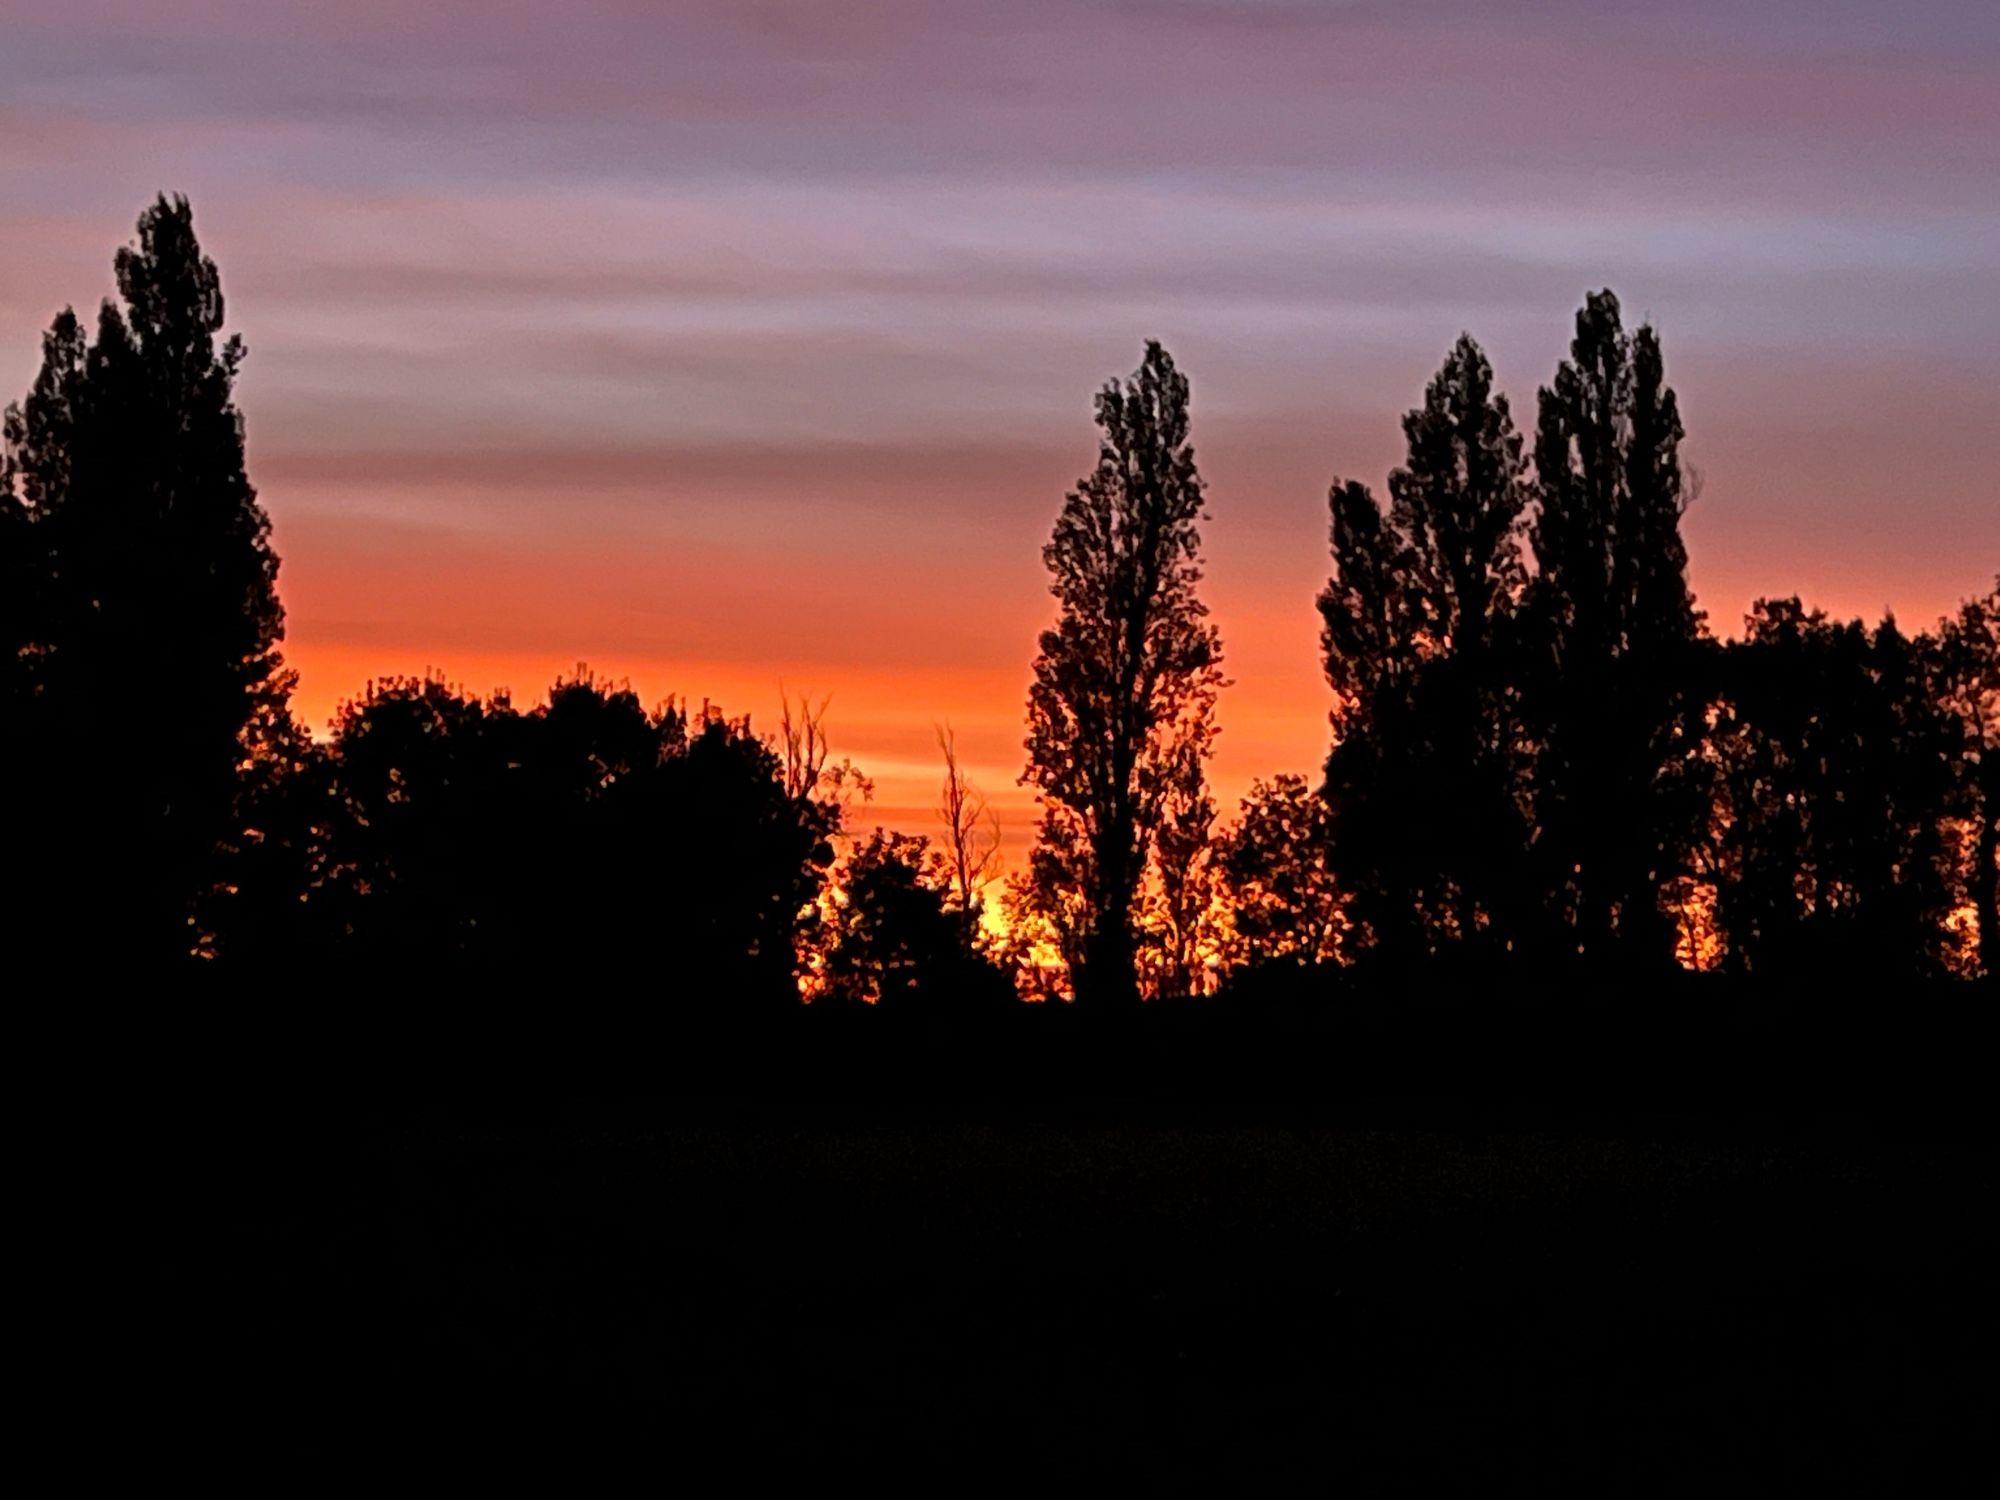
<box><xmin>161</xmin><ymin>1000</ymin><xmax>1993</xmax><ymax>1489</ymax></box>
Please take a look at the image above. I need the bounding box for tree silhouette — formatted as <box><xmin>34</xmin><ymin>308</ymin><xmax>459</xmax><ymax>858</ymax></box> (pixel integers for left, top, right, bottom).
<box><xmin>1317</xmin><ymin>478</ymin><xmax>1421</xmax><ymax>956</ymax></box>
<box><xmin>1003</xmin><ymin>848</ymin><xmax>1090</xmax><ymax>1003</ymax></box>
<box><xmin>1</xmin><ymin>196</ymin><xmax>284</xmax><ymax>962</ymax></box>
<box><xmin>199</xmin><ymin>695</ymin><xmax>339</xmax><ymax>965</ymax></box>
<box><xmin>1023</xmin><ymin>341</ymin><xmax>1224</xmax><ymax>1009</ymax></box>
<box><xmin>1710</xmin><ymin>603</ymin><xmax>1954</xmax><ymax>981</ymax></box>
<box><xmin>778</xmin><ymin>692</ymin><xmax>872</xmax><ymax>813</ymax></box>
<box><xmin>1525</xmin><ymin>291</ymin><xmax>1703</xmax><ymax>969</ymax></box>
<box><xmin>1215</xmin><ymin>774</ymin><xmax>1344</xmax><ymax>971</ymax></box>
<box><xmin>1142</xmin><ymin>742</ymin><xmax>1219</xmax><ymax>998</ymax></box>
<box><xmin>936</xmin><ymin>726</ymin><xmax>1002</xmax><ymax>946</ymax></box>
<box><xmin>820</xmin><ymin>829</ymin><xmax>1012</xmax><ymax>1011</ymax></box>
<box><xmin>316</xmin><ymin>676</ymin><xmax>529</xmax><ymax>963</ymax></box>
<box><xmin>1318</xmin><ymin>335</ymin><xmax>1530</xmax><ymax>960</ymax></box>
<box><xmin>286</xmin><ymin>674</ymin><xmax>840</xmax><ymax>999</ymax></box>
<box><xmin>1932</xmin><ymin>578</ymin><xmax>2000</xmax><ymax>983</ymax></box>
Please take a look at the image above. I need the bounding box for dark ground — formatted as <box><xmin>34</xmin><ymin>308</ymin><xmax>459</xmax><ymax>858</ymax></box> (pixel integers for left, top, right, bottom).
<box><xmin>145</xmin><ymin>996</ymin><xmax>1994</xmax><ymax>1490</ymax></box>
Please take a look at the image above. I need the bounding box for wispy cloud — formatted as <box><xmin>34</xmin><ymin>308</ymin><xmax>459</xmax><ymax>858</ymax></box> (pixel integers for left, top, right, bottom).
<box><xmin>3</xmin><ymin>0</ymin><xmax>1995</xmax><ymax>847</ymax></box>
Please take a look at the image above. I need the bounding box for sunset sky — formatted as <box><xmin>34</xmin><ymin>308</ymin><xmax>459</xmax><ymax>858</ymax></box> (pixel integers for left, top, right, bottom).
<box><xmin>4</xmin><ymin>1</ymin><xmax>1996</xmax><ymax>855</ymax></box>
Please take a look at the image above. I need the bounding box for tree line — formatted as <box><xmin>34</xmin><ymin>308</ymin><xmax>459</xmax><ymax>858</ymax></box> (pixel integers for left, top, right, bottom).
<box><xmin>3</xmin><ymin>199</ymin><xmax>1994</xmax><ymax>999</ymax></box>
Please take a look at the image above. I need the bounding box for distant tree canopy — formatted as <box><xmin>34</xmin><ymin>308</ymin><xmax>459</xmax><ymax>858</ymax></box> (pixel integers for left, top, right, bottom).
<box><xmin>4</xmin><ymin>201</ymin><xmax>1993</xmax><ymax>997</ymax></box>
<box><xmin>819</xmin><ymin>829</ymin><xmax>1012</xmax><ymax>1012</ymax></box>
<box><xmin>1021</xmin><ymin>341</ymin><xmax>1225</xmax><ymax>1009</ymax></box>
<box><xmin>1216</xmin><ymin>774</ymin><xmax>1343</xmax><ymax>971</ymax></box>
<box><xmin>1709</xmin><ymin>604</ymin><xmax>1954</xmax><ymax>981</ymax></box>
<box><xmin>300</xmin><ymin>676</ymin><xmax>842</xmax><ymax>998</ymax></box>
<box><xmin>1932</xmin><ymin>584</ymin><xmax>2000</xmax><ymax>981</ymax></box>
<box><xmin>1318</xmin><ymin>296</ymin><xmax>1994</xmax><ymax>986</ymax></box>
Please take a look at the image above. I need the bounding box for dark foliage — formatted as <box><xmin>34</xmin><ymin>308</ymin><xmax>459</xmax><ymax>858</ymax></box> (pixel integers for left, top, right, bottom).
<box><xmin>1524</xmin><ymin>290</ymin><xmax>1705</xmax><ymax>970</ymax></box>
<box><xmin>1215</xmin><ymin>773</ymin><xmax>1342</xmax><ymax>970</ymax></box>
<box><xmin>280</xmin><ymin>675</ymin><xmax>840</xmax><ymax>1000</ymax></box>
<box><xmin>1</xmin><ymin>196</ymin><xmax>284</xmax><ymax>963</ymax></box>
<box><xmin>1711</xmin><ymin>602</ymin><xmax>1957</xmax><ymax>982</ymax></box>
<box><xmin>1319</xmin><ymin>334</ymin><xmax>1530</xmax><ymax>962</ymax></box>
<box><xmin>1022</xmin><ymin>342</ymin><xmax>1224</xmax><ymax>1009</ymax></box>
<box><xmin>819</xmin><ymin>829</ymin><xmax>1014</xmax><ymax>1011</ymax></box>
<box><xmin>1931</xmin><ymin>579</ymin><xmax>2000</xmax><ymax>985</ymax></box>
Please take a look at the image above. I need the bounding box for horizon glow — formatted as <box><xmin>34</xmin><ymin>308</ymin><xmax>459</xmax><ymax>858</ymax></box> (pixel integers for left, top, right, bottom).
<box><xmin>4</xmin><ymin>1</ymin><xmax>1996</xmax><ymax>857</ymax></box>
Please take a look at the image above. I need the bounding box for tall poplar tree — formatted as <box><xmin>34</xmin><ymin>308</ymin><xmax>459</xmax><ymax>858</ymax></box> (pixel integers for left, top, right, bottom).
<box><xmin>1526</xmin><ymin>290</ymin><xmax>1703</xmax><ymax>968</ymax></box>
<box><xmin>1319</xmin><ymin>335</ymin><xmax>1530</xmax><ymax>957</ymax></box>
<box><xmin>1023</xmin><ymin>342</ymin><xmax>1223</xmax><ymax>1008</ymax></box>
<box><xmin>1</xmin><ymin>195</ymin><xmax>285</xmax><ymax>962</ymax></box>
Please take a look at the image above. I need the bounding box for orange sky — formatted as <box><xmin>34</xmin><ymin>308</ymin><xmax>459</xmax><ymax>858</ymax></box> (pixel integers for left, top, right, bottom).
<box><xmin>266</xmin><ymin>374</ymin><xmax>1997</xmax><ymax>874</ymax></box>
<box><xmin>5</xmin><ymin>1</ymin><xmax>1996</xmax><ymax>870</ymax></box>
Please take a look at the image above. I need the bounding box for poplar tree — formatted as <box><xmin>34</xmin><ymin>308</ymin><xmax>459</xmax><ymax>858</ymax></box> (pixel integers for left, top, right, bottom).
<box><xmin>1319</xmin><ymin>335</ymin><xmax>1530</xmax><ymax>957</ymax></box>
<box><xmin>1525</xmin><ymin>290</ymin><xmax>1703</xmax><ymax>967</ymax></box>
<box><xmin>1023</xmin><ymin>342</ymin><xmax>1223</xmax><ymax>1008</ymax></box>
